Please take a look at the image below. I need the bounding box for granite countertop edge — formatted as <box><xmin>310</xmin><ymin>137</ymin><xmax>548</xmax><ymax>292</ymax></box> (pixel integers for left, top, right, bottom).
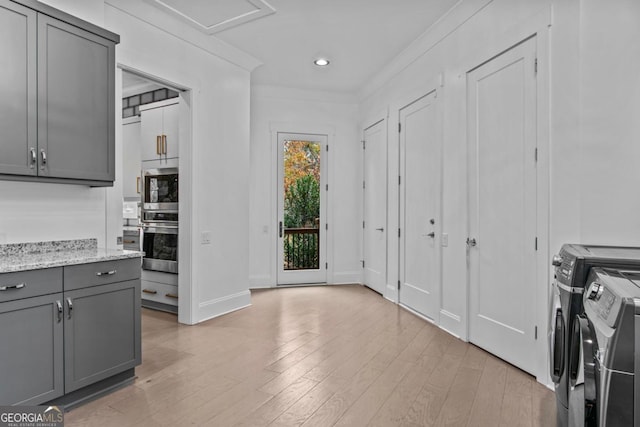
<box><xmin>0</xmin><ymin>238</ymin><xmax>143</xmax><ymax>274</ymax></box>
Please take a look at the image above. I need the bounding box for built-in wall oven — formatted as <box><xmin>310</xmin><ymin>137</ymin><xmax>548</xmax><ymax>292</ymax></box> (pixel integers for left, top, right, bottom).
<box><xmin>141</xmin><ymin>167</ymin><xmax>178</xmax><ymax>274</ymax></box>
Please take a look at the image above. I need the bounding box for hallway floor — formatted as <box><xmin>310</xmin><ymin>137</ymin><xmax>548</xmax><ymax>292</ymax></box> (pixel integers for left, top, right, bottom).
<box><xmin>66</xmin><ymin>284</ymin><xmax>556</xmax><ymax>426</ymax></box>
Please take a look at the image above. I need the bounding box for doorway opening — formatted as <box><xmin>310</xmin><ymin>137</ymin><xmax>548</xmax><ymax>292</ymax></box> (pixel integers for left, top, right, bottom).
<box><xmin>119</xmin><ymin>67</ymin><xmax>192</xmax><ymax>323</ymax></box>
<box><xmin>277</xmin><ymin>132</ymin><xmax>328</xmax><ymax>285</ymax></box>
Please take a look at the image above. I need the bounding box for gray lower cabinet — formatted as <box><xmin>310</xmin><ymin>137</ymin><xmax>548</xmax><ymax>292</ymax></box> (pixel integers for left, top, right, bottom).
<box><xmin>64</xmin><ymin>280</ymin><xmax>141</xmax><ymax>393</ymax></box>
<box><xmin>0</xmin><ymin>292</ymin><xmax>64</xmax><ymax>405</ymax></box>
<box><xmin>0</xmin><ymin>258</ymin><xmax>140</xmax><ymax>406</ymax></box>
<box><xmin>0</xmin><ymin>0</ymin><xmax>119</xmax><ymax>186</ymax></box>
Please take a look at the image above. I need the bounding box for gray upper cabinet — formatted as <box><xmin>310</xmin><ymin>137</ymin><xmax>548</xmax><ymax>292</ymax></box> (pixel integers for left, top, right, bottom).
<box><xmin>0</xmin><ymin>0</ymin><xmax>119</xmax><ymax>186</ymax></box>
<box><xmin>38</xmin><ymin>16</ymin><xmax>115</xmax><ymax>182</ymax></box>
<box><xmin>0</xmin><ymin>1</ymin><xmax>37</xmax><ymax>177</ymax></box>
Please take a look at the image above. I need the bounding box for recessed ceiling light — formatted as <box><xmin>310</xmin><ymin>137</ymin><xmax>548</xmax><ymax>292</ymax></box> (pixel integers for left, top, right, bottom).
<box><xmin>314</xmin><ymin>58</ymin><xmax>330</xmax><ymax>67</ymax></box>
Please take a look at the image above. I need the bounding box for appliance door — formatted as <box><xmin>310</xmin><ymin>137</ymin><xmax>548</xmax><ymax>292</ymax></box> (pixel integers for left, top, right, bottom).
<box><xmin>142</xmin><ymin>224</ymin><xmax>178</xmax><ymax>274</ymax></box>
<box><xmin>568</xmin><ymin>315</ymin><xmax>598</xmax><ymax>427</ymax></box>
<box><xmin>142</xmin><ymin>168</ymin><xmax>178</xmax><ymax>211</ymax></box>
<box><xmin>549</xmin><ymin>282</ymin><xmax>565</xmax><ymax>384</ymax></box>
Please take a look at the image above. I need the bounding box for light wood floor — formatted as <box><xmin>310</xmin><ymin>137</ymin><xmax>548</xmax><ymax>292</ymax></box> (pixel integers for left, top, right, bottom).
<box><xmin>66</xmin><ymin>284</ymin><xmax>556</xmax><ymax>426</ymax></box>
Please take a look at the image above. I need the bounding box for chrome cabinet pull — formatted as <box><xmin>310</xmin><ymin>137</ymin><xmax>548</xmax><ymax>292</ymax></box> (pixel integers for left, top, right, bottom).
<box><xmin>56</xmin><ymin>300</ymin><xmax>63</xmax><ymax>323</ymax></box>
<box><xmin>96</xmin><ymin>270</ymin><xmax>117</xmax><ymax>277</ymax></box>
<box><xmin>0</xmin><ymin>283</ymin><xmax>25</xmax><ymax>291</ymax></box>
<box><xmin>375</xmin><ymin>227</ymin><xmax>384</xmax><ymax>232</ymax></box>
<box><xmin>66</xmin><ymin>298</ymin><xmax>73</xmax><ymax>320</ymax></box>
<box><xmin>30</xmin><ymin>148</ymin><xmax>37</xmax><ymax>168</ymax></box>
<box><xmin>40</xmin><ymin>149</ymin><xmax>47</xmax><ymax>169</ymax></box>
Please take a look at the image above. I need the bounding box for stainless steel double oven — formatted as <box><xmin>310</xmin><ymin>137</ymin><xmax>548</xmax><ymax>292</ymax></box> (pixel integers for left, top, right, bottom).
<box><xmin>141</xmin><ymin>167</ymin><xmax>178</xmax><ymax>274</ymax></box>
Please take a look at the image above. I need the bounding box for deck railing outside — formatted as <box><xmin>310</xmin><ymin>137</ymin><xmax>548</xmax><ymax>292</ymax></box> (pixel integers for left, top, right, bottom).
<box><xmin>284</xmin><ymin>227</ymin><xmax>319</xmax><ymax>270</ymax></box>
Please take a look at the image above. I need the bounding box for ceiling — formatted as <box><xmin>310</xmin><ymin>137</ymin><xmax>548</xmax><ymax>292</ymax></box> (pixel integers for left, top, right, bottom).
<box><xmin>147</xmin><ymin>0</ymin><xmax>461</xmax><ymax>94</ymax></box>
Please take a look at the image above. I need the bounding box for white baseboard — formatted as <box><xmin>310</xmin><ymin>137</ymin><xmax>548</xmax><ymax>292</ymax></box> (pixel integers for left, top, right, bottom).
<box><xmin>331</xmin><ymin>270</ymin><xmax>362</xmax><ymax>284</ymax></box>
<box><xmin>196</xmin><ymin>290</ymin><xmax>251</xmax><ymax>323</ymax></box>
<box><xmin>439</xmin><ymin>309</ymin><xmax>463</xmax><ymax>339</ymax></box>
<box><xmin>384</xmin><ymin>283</ymin><xmax>398</xmax><ymax>302</ymax></box>
<box><xmin>249</xmin><ymin>274</ymin><xmax>274</xmax><ymax>288</ymax></box>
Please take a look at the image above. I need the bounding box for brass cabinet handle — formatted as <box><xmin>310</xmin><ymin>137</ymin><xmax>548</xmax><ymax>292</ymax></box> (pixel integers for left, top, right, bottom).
<box><xmin>136</xmin><ymin>176</ymin><xmax>141</xmax><ymax>194</ymax></box>
<box><xmin>0</xmin><ymin>283</ymin><xmax>25</xmax><ymax>291</ymax></box>
<box><xmin>156</xmin><ymin>135</ymin><xmax>161</xmax><ymax>154</ymax></box>
<box><xmin>165</xmin><ymin>293</ymin><xmax>178</xmax><ymax>299</ymax></box>
<box><xmin>123</xmin><ymin>239</ymin><xmax>136</xmax><ymax>244</ymax></box>
<box><xmin>162</xmin><ymin>135</ymin><xmax>167</xmax><ymax>154</ymax></box>
<box><xmin>142</xmin><ymin>289</ymin><xmax>158</xmax><ymax>295</ymax></box>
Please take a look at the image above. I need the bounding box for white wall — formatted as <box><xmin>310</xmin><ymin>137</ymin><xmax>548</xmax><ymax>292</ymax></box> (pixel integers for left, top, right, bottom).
<box><xmin>104</xmin><ymin>1</ymin><xmax>256</xmax><ymax>324</ymax></box>
<box><xmin>357</xmin><ymin>0</ymin><xmax>640</xmax><ymax>384</ymax></box>
<box><xmin>249</xmin><ymin>86</ymin><xmax>361</xmax><ymax>287</ymax></box>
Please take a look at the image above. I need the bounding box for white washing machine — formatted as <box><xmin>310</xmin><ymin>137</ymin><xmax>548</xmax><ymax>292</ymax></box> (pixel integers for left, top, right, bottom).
<box><xmin>568</xmin><ymin>267</ymin><xmax>640</xmax><ymax>426</ymax></box>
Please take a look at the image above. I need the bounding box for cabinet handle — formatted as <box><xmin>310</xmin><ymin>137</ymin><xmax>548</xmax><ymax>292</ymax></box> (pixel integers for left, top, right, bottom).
<box><xmin>156</xmin><ymin>136</ymin><xmax>161</xmax><ymax>154</ymax></box>
<box><xmin>96</xmin><ymin>270</ymin><xmax>117</xmax><ymax>277</ymax></box>
<box><xmin>142</xmin><ymin>289</ymin><xmax>157</xmax><ymax>295</ymax></box>
<box><xmin>56</xmin><ymin>300</ymin><xmax>63</xmax><ymax>323</ymax></box>
<box><xmin>136</xmin><ymin>176</ymin><xmax>141</xmax><ymax>194</ymax></box>
<box><xmin>165</xmin><ymin>293</ymin><xmax>179</xmax><ymax>299</ymax></box>
<box><xmin>162</xmin><ymin>135</ymin><xmax>168</xmax><ymax>154</ymax></box>
<box><xmin>123</xmin><ymin>239</ymin><xmax>136</xmax><ymax>244</ymax></box>
<box><xmin>30</xmin><ymin>148</ymin><xmax>36</xmax><ymax>168</ymax></box>
<box><xmin>66</xmin><ymin>298</ymin><xmax>73</xmax><ymax>320</ymax></box>
<box><xmin>0</xmin><ymin>283</ymin><xmax>25</xmax><ymax>291</ymax></box>
<box><xmin>40</xmin><ymin>149</ymin><xmax>47</xmax><ymax>169</ymax></box>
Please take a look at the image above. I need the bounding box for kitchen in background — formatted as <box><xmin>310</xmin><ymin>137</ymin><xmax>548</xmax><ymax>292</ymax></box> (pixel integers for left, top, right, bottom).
<box><xmin>122</xmin><ymin>71</ymin><xmax>180</xmax><ymax>314</ymax></box>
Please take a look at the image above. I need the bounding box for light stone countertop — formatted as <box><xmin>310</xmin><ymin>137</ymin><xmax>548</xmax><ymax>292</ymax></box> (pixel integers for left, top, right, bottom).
<box><xmin>0</xmin><ymin>238</ymin><xmax>142</xmax><ymax>273</ymax></box>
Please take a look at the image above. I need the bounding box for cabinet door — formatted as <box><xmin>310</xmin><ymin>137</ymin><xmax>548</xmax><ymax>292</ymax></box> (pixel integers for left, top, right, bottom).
<box><xmin>0</xmin><ymin>293</ymin><xmax>64</xmax><ymax>405</ymax></box>
<box><xmin>140</xmin><ymin>106</ymin><xmax>163</xmax><ymax>162</ymax></box>
<box><xmin>64</xmin><ymin>280</ymin><xmax>141</xmax><ymax>393</ymax></box>
<box><xmin>123</xmin><ymin>119</ymin><xmax>142</xmax><ymax>199</ymax></box>
<box><xmin>0</xmin><ymin>1</ymin><xmax>37</xmax><ymax>176</ymax></box>
<box><xmin>161</xmin><ymin>103</ymin><xmax>179</xmax><ymax>160</ymax></box>
<box><xmin>38</xmin><ymin>15</ymin><xmax>115</xmax><ymax>182</ymax></box>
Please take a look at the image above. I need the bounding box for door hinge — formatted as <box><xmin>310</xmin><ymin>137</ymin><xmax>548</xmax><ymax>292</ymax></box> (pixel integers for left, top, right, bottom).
<box><xmin>326</xmin><ymin>145</ymin><xmax>329</xmax><ymax>152</ymax></box>
<box><xmin>397</xmin><ymin>280</ymin><xmax>401</xmax><ymax>290</ymax></box>
<box><xmin>325</xmin><ymin>262</ymin><xmax>328</xmax><ymax>270</ymax></box>
<box><xmin>535</xmin><ymin>326</ymin><xmax>538</xmax><ymax>340</ymax></box>
<box><xmin>398</xmin><ymin>228</ymin><xmax>401</xmax><ymax>238</ymax></box>
<box><xmin>534</xmin><ymin>58</ymin><xmax>538</xmax><ymax>75</ymax></box>
<box><xmin>534</xmin><ymin>147</ymin><xmax>538</xmax><ymax>162</ymax></box>
<box><xmin>326</xmin><ymin>223</ymin><xmax>328</xmax><ymax>231</ymax></box>
<box><xmin>398</xmin><ymin>123</ymin><xmax>401</xmax><ymax>133</ymax></box>
<box><xmin>363</xmin><ymin>181</ymin><xmax>366</xmax><ymax>189</ymax></box>
<box><xmin>362</xmin><ymin>220</ymin><xmax>365</xmax><ymax>229</ymax></box>
<box><xmin>326</xmin><ymin>184</ymin><xmax>328</xmax><ymax>191</ymax></box>
<box><xmin>362</xmin><ymin>140</ymin><xmax>366</xmax><ymax>149</ymax></box>
<box><xmin>535</xmin><ymin>237</ymin><xmax>538</xmax><ymax>251</ymax></box>
<box><xmin>398</xmin><ymin>175</ymin><xmax>401</xmax><ymax>186</ymax></box>
<box><xmin>361</xmin><ymin>260</ymin><xmax>365</xmax><ymax>268</ymax></box>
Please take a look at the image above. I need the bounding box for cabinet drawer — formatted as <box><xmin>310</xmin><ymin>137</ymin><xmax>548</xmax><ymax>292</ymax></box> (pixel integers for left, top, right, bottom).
<box><xmin>65</xmin><ymin>258</ymin><xmax>141</xmax><ymax>291</ymax></box>
<box><xmin>141</xmin><ymin>281</ymin><xmax>178</xmax><ymax>306</ymax></box>
<box><xmin>0</xmin><ymin>267</ymin><xmax>62</xmax><ymax>303</ymax></box>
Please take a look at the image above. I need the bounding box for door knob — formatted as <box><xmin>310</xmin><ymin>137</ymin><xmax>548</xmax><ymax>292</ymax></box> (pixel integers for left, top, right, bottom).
<box><xmin>426</xmin><ymin>232</ymin><xmax>435</xmax><ymax>238</ymax></box>
<box><xmin>376</xmin><ymin>227</ymin><xmax>384</xmax><ymax>232</ymax></box>
<box><xmin>466</xmin><ymin>237</ymin><xmax>477</xmax><ymax>247</ymax></box>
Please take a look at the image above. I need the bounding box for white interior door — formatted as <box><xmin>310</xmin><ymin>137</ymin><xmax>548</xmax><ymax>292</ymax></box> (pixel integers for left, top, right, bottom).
<box><xmin>467</xmin><ymin>37</ymin><xmax>537</xmax><ymax>374</ymax></box>
<box><xmin>398</xmin><ymin>90</ymin><xmax>441</xmax><ymax>321</ymax></box>
<box><xmin>362</xmin><ymin>119</ymin><xmax>387</xmax><ymax>295</ymax></box>
<box><xmin>277</xmin><ymin>132</ymin><xmax>327</xmax><ymax>285</ymax></box>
